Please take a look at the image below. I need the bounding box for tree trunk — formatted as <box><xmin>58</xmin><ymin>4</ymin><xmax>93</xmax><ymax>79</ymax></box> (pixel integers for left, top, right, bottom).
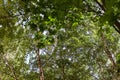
<box><xmin>36</xmin><ymin>48</ymin><xmax>44</xmax><ymax>80</ymax></box>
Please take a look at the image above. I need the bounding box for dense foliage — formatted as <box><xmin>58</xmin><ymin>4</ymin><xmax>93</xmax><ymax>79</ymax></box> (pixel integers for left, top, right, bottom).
<box><xmin>0</xmin><ymin>0</ymin><xmax>120</xmax><ymax>80</ymax></box>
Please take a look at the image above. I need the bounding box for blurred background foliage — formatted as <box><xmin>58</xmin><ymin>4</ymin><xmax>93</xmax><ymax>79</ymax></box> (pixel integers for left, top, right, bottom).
<box><xmin>0</xmin><ymin>0</ymin><xmax>120</xmax><ymax>80</ymax></box>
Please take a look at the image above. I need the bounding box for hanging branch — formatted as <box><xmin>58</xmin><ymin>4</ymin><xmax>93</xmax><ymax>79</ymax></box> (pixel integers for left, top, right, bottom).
<box><xmin>101</xmin><ymin>33</ymin><xmax>116</xmax><ymax>67</ymax></box>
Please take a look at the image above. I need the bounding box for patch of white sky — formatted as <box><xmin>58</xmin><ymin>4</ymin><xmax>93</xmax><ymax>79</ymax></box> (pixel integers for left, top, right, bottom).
<box><xmin>25</xmin><ymin>48</ymin><xmax>54</xmax><ymax>72</ymax></box>
<box><xmin>60</xmin><ymin>28</ymin><xmax>66</xmax><ymax>32</ymax></box>
<box><xmin>3</xmin><ymin>0</ymin><xmax>7</xmax><ymax>4</ymax></box>
<box><xmin>25</xmin><ymin>51</ymin><xmax>36</xmax><ymax>64</ymax></box>
<box><xmin>106</xmin><ymin>59</ymin><xmax>111</xmax><ymax>66</ymax></box>
<box><xmin>37</xmin><ymin>0</ymin><xmax>39</xmax><ymax>2</ymax></box>
<box><xmin>86</xmin><ymin>31</ymin><xmax>90</xmax><ymax>34</ymax></box>
<box><xmin>89</xmin><ymin>68</ymin><xmax>99</xmax><ymax>80</ymax></box>
<box><xmin>0</xmin><ymin>25</ymin><xmax>2</xmax><ymax>28</ymax></box>
<box><xmin>25</xmin><ymin>48</ymin><xmax>53</xmax><ymax>63</ymax></box>
<box><xmin>43</xmin><ymin>30</ymin><xmax>49</xmax><ymax>35</ymax></box>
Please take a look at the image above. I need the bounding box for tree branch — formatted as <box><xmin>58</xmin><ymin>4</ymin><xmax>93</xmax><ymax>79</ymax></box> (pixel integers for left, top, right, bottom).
<box><xmin>94</xmin><ymin>0</ymin><xmax>105</xmax><ymax>11</ymax></box>
<box><xmin>94</xmin><ymin>0</ymin><xmax>120</xmax><ymax>34</ymax></box>
<box><xmin>3</xmin><ymin>56</ymin><xmax>18</xmax><ymax>80</ymax></box>
<box><xmin>113</xmin><ymin>25</ymin><xmax>120</xmax><ymax>34</ymax></box>
<box><xmin>36</xmin><ymin>48</ymin><xmax>44</xmax><ymax>80</ymax></box>
<box><xmin>101</xmin><ymin>33</ymin><xmax>116</xmax><ymax>67</ymax></box>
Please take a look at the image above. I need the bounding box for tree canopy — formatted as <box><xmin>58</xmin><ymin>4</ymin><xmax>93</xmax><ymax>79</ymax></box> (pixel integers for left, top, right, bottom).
<box><xmin>0</xmin><ymin>0</ymin><xmax>120</xmax><ymax>80</ymax></box>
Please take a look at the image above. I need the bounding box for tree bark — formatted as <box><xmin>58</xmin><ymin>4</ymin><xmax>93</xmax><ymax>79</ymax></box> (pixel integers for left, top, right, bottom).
<box><xmin>101</xmin><ymin>33</ymin><xmax>116</xmax><ymax>67</ymax></box>
<box><xmin>62</xmin><ymin>65</ymin><xmax>65</xmax><ymax>80</ymax></box>
<box><xmin>36</xmin><ymin>48</ymin><xmax>44</xmax><ymax>80</ymax></box>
